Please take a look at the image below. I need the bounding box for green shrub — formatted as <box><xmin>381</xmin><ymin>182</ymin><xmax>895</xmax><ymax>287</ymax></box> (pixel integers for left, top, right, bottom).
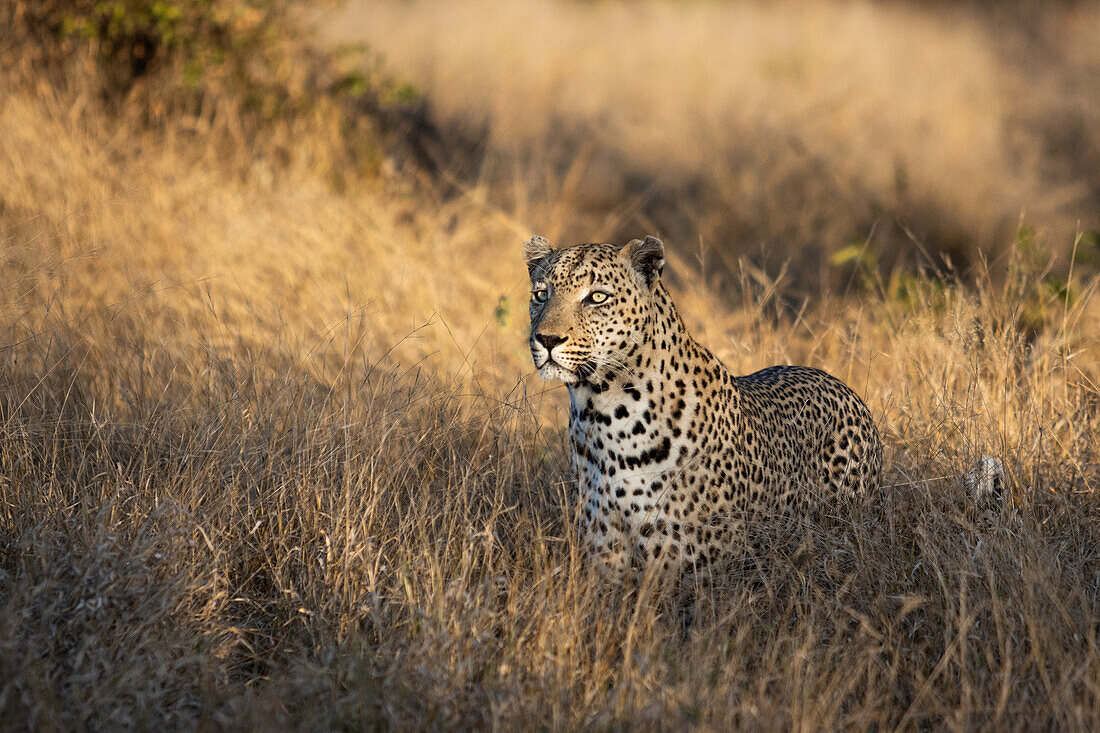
<box><xmin>1</xmin><ymin>0</ymin><xmax>407</xmax><ymax>178</ymax></box>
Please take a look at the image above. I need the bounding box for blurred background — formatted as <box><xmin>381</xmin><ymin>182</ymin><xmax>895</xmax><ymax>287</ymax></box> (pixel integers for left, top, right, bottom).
<box><xmin>326</xmin><ymin>0</ymin><xmax>1100</xmax><ymax>295</ymax></box>
<box><xmin>6</xmin><ymin>0</ymin><xmax>1099</xmax><ymax>299</ymax></box>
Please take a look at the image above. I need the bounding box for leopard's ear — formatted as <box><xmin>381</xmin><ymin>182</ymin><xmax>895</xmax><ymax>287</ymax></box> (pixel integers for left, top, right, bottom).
<box><xmin>621</xmin><ymin>235</ymin><xmax>665</xmax><ymax>288</ymax></box>
<box><xmin>523</xmin><ymin>235</ymin><xmax>555</xmax><ymax>276</ymax></box>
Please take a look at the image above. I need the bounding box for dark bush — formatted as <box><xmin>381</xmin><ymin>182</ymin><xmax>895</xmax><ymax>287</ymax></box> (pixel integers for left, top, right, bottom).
<box><xmin>1</xmin><ymin>0</ymin><xmax>413</xmax><ymax>179</ymax></box>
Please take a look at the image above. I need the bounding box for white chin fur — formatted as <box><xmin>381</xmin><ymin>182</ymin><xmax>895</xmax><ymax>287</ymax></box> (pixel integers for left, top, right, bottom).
<box><xmin>536</xmin><ymin>361</ymin><xmax>579</xmax><ymax>384</ymax></box>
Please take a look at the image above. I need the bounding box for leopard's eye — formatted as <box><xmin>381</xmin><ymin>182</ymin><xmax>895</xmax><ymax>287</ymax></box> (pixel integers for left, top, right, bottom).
<box><xmin>533</xmin><ymin>288</ymin><xmax>549</xmax><ymax>303</ymax></box>
<box><xmin>587</xmin><ymin>291</ymin><xmax>611</xmax><ymax>305</ymax></box>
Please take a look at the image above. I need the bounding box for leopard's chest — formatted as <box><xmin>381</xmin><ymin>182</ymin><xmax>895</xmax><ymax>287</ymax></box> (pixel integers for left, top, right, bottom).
<box><xmin>569</xmin><ymin>395</ymin><xmax>685</xmax><ymax>526</ymax></box>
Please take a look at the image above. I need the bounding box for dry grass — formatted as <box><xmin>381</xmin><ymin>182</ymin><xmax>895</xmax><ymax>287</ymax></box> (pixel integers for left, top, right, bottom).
<box><xmin>330</xmin><ymin>0</ymin><xmax>1100</xmax><ymax>287</ymax></box>
<box><xmin>3</xmin><ymin>4</ymin><xmax>1100</xmax><ymax>729</ymax></box>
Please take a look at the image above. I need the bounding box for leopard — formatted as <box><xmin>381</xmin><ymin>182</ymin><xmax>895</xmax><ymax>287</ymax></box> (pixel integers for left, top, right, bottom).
<box><xmin>523</xmin><ymin>233</ymin><xmax>885</xmax><ymax>582</ymax></box>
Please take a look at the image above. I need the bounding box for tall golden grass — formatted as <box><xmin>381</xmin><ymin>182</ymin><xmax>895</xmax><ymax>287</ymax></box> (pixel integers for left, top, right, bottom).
<box><xmin>2</xmin><ymin>2</ymin><xmax>1100</xmax><ymax>728</ymax></box>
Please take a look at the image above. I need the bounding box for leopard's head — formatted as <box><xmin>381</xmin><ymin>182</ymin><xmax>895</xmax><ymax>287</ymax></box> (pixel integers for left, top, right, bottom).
<box><xmin>523</xmin><ymin>235</ymin><xmax>665</xmax><ymax>384</ymax></box>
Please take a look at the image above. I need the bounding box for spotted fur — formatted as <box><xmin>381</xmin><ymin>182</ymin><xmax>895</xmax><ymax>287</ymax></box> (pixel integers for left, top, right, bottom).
<box><xmin>525</xmin><ymin>235</ymin><xmax>884</xmax><ymax>580</ymax></box>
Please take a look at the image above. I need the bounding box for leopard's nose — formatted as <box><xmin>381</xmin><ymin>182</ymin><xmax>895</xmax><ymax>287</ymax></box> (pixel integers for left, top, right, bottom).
<box><xmin>535</xmin><ymin>333</ymin><xmax>567</xmax><ymax>351</ymax></box>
